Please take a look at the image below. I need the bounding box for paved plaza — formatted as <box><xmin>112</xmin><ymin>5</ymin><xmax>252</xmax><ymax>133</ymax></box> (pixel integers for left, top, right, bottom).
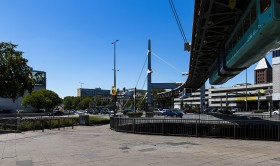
<box><xmin>0</xmin><ymin>125</ymin><xmax>280</xmax><ymax>166</ymax></box>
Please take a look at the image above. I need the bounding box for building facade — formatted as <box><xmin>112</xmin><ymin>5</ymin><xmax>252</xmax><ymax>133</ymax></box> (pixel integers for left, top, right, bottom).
<box><xmin>254</xmin><ymin>58</ymin><xmax>272</xmax><ymax>84</ymax></box>
<box><xmin>174</xmin><ymin>57</ymin><xmax>278</xmax><ymax>111</ymax></box>
<box><xmin>77</xmin><ymin>88</ymin><xmax>110</xmax><ymax>97</ymax></box>
<box><xmin>0</xmin><ymin>70</ymin><xmax>47</xmax><ymax>112</ymax></box>
<box><xmin>174</xmin><ymin>83</ymin><xmax>273</xmax><ymax>111</ymax></box>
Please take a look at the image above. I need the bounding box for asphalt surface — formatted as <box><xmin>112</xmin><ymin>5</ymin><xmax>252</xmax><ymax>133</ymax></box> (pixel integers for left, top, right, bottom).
<box><xmin>0</xmin><ymin>125</ymin><xmax>280</xmax><ymax>166</ymax></box>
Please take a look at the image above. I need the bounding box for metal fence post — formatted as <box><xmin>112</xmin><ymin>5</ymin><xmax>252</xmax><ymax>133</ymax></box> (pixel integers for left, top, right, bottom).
<box><xmin>58</xmin><ymin>119</ymin><xmax>60</xmax><ymax>131</ymax></box>
<box><xmin>196</xmin><ymin>120</ymin><xmax>198</xmax><ymax>137</ymax></box>
<box><xmin>42</xmin><ymin>119</ymin><xmax>44</xmax><ymax>132</ymax></box>
<box><xmin>72</xmin><ymin>118</ymin><xmax>74</xmax><ymax>129</ymax></box>
<box><xmin>278</xmin><ymin>124</ymin><xmax>280</xmax><ymax>142</ymax></box>
<box><xmin>33</xmin><ymin>119</ymin><xmax>35</xmax><ymax>132</ymax></box>
<box><xmin>16</xmin><ymin>117</ymin><xmax>20</xmax><ymax>132</ymax></box>
<box><xmin>49</xmin><ymin>119</ymin><xmax>52</xmax><ymax>130</ymax></box>
<box><xmin>234</xmin><ymin>125</ymin><xmax>236</xmax><ymax>139</ymax></box>
<box><xmin>133</xmin><ymin>119</ymin><xmax>135</xmax><ymax>133</ymax></box>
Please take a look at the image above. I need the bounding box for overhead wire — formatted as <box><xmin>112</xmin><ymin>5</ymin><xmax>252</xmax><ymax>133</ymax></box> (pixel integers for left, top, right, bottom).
<box><xmin>169</xmin><ymin>0</ymin><xmax>187</xmax><ymax>43</ymax></box>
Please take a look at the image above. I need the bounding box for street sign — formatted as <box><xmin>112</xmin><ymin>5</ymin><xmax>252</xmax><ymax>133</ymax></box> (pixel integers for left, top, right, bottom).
<box><xmin>112</xmin><ymin>86</ymin><xmax>116</xmax><ymax>96</ymax></box>
<box><xmin>235</xmin><ymin>97</ymin><xmax>257</xmax><ymax>101</ymax></box>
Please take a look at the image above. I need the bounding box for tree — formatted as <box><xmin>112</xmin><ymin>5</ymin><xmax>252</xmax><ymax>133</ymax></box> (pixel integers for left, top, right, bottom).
<box><xmin>0</xmin><ymin>42</ymin><xmax>34</xmax><ymax>101</ymax></box>
<box><xmin>80</xmin><ymin>97</ymin><xmax>93</xmax><ymax>110</ymax></box>
<box><xmin>64</xmin><ymin>96</ymin><xmax>74</xmax><ymax>110</ymax></box>
<box><xmin>22</xmin><ymin>90</ymin><xmax>62</xmax><ymax>112</ymax></box>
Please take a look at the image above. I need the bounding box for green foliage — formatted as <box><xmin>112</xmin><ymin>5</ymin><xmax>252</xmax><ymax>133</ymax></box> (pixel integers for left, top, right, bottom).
<box><xmin>89</xmin><ymin>116</ymin><xmax>110</xmax><ymax>124</ymax></box>
<box><xmin>80</xmin><ymin>97</ymin><xmax>93</xmax><ymax>110</ymax></box>
<box><xmin>252</xmin><ymin>110</ymin><xmax>264</xmax><ymax>113</ymax></box>
<box><xmin>126</xmin><ymin>111</ymin><xmax>143</xmax><ymax>118</ymax></box>
<box><xmin>63</xmin><ymin>96</ymin><xmax>111</xmax><ymax>110</ymax></box>
<box><xmin>63</xmin><ymin>96</ymin><xmax>74</xmax><ymax>110</ymax></box>
<box><xmin>20</xmin><ymin>118</ymin><xmax>79</xmax><ymax>131</ymax></box>
<box><xmin>22</xmin><ymin>90</ymin><xmax>62</xmax><ymax>112</ymax></box>
<box><xmin>18</xmin><ymin>116</ymin><xmax>109</xmax><ymax>131</ymax></box>
<box><xmin>0</xmin><ymin>42</ymin><xmax>34</xmax><ymax>101</ymax></box>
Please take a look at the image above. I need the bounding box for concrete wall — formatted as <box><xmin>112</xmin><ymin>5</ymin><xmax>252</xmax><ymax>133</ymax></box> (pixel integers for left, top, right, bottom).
<box><xmin>0</xmin><ymin>85</ymin><xmax>46</xmax><ymax>112</ymax></box>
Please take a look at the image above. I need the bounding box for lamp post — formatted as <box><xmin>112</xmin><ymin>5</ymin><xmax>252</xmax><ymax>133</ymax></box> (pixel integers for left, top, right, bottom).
<box><xmin>78</xmin><ymin>82</ymin><xmax>84</xmax><ymax>96</ymax></box>
<box><xmin>112</xmin><ymin>40</ymin><xmax>119</xmax><ymax>116</ymax></box>
<box><xmin>245</xmin><ymin>69</ymin><xmax>248</xmax><ymax>112</ymax></box>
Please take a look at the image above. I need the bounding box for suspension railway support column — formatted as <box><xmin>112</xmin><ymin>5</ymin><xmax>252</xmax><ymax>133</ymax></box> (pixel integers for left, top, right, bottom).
<box><xmin>146</xmin><ymin>39</ymin><xmax>154</xmax><ymax>117</ymax></box>
<box><xmin>200</xmin><ymin>84</ymin><xmax>205</xmax><ymax>114</ymax></box>
<box><xmin>272</xmin><ymin>50</ymin><xmax>280</xmax><ymax>119</ymax></box>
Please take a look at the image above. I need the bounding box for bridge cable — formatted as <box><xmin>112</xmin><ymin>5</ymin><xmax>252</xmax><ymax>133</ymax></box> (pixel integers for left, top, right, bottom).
<box><xmin>141</xmin><ymin>76</ymin><xmax>147</xmax><ymax>90</ymax></box>
<box><xmin>135</xmin><ymin>56</ymin><xmax>148</xmax><ymax>88</ymax></box>
<box><xmin>152</xmin><ymin>52</ymin><xmax>182</xmax><ymax>75</ymax></box>
<box><xmin>169</xmin><ymin>0</ymin><xmax>187</xmax><ymax>43</ymax></box>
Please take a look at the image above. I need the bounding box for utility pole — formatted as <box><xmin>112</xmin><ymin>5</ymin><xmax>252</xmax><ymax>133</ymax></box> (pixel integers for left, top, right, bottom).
<box><xmin>112</xmin><ymin>40</ymin><xmax>119</xmax><ymax>116</ymax></box>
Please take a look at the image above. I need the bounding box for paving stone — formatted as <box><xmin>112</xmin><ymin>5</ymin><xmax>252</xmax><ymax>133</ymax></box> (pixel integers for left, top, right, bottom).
<box><xmin>0</xmin><ymin>125</ymin><xmax>280</xmax><ymax>166</ymax></box>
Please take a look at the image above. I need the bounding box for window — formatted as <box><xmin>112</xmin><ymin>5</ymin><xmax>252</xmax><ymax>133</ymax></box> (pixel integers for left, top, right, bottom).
<box><xmin>260</xmin><ymin>0</ymin><xmax>271</xmax><ymax>13</ymax></box>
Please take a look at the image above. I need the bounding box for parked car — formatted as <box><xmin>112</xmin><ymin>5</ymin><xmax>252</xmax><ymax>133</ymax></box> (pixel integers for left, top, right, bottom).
<box><xmin>100</xmin><ymin>108</ymin><xmax>109</xmax><ymax>114</ymax></box>
<box><xmin>183</xmin><ymin>108</ymin><xmax>194</xmax><ymax>113</ymax></box>
<box><xmin>48</xmin><ymin>111</ymin><xmax>64</xmax><ymax>116</ymax></box>
<box><xmin>174</xmin><ymin>110</ymin><xmax>184</xmax><ymax>118</ymax></box>
<box><xmin>202</xmin><ymin>108</ymin><xmax>212</xmax><ymax>113</ymax></box>
<box><xmin>153</xmin><ymin>108</ymin><xmax>164</xmax><ymax>115</ymax></box>
<box><xmin>86</xmin><ymin>109</ymin><xmax>94</xmax><ymax>114</ymax></box>
<box><xmin>273</xmin><ymin>109</ymin><xmax>279</xmax><ymax>115</ymax></box>
<box><xmin>218</xmin><ymin>108</ymin><xmax>233</xmax><ymax>114</ymax></box>
<box><xmin>162</xmin><ymin>110</ymin><xmax>183</xmax><ymax>118</ymax></box>
<box><xmin>231</xmin><ymin>108</ymin><xmax>241</xmax><ymax>113</ymax></box>
<box><xmin>123</xmin><ymin>109</ymin><xmax>134</xmax><ymax>115</ymax></box>
<box><xmin>108</xmin><ymin>110</ymin><xmax>114</xmax><ymax>114</ymax></box>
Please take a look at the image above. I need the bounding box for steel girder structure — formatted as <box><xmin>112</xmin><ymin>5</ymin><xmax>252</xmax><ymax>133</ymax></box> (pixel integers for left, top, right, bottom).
<box><xmin>159</xmin><ymin>0</ymin><xmax>250</xmax><ymax>98</ymax></box>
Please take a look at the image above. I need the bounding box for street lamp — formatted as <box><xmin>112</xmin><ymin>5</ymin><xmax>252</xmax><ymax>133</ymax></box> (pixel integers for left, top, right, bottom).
<box><xmin>78</xmin><ymin>82</ymin><xmax>84</xmax><ymax>97</ymax></box>
<box><xmin>245</xmin><ymin>69</ymin><xmax>248</xmax><ymax>112</ymax></box>
<box><xmin>112</xmin><ymin>40</ymin><xmax>119</xmax><ymax>116</ymax></box>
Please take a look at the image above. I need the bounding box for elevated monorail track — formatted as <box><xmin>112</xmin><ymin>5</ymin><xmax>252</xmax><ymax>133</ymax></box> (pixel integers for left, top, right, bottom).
<box><xmin>159</xmin><ymin>0</ymin><xmax>250</xmax><ymax>98</ymax></box>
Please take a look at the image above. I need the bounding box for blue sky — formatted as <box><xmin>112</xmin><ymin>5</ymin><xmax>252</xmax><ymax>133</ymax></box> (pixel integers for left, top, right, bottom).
<box><xmin>1</xmin><ymin>0</ymin><xmax>272</xmax><ymax>98</ymax></box>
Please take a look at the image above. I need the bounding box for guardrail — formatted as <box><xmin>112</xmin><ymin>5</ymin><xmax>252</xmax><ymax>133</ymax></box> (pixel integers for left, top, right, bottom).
<box><xmin>110</xmin><ymin>117</ymin><xmax>280</xmax><ymax>141</ymax></box>
<box><xmin>0</xmin><ymin>117</ymin><xmax>78</xmax><ymax>133</ymax></box>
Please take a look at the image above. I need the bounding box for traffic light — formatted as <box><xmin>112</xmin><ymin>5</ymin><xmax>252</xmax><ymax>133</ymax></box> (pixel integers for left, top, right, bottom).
<box><xmin>112</xmin><ymin>86</ymin><xmax>116</xmax><ymax>96</ymax></box>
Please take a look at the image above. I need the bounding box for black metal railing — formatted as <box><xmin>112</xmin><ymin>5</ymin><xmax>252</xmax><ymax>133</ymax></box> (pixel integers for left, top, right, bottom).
<box><xmin>0</xmin><ymin>117</ymin><xmax>78</xmax><ymax>133</ymax></box>
<box><xmin>110</xmin><ymin>117</ymin><xmax>280</xmax><ymax>141</ymax></box>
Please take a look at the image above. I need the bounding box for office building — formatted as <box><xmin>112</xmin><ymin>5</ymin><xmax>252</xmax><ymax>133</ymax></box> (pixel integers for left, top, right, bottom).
<box><xmin>77</xmin><ymin>88</ymin><xmax>110</xmax><ymax>97</ymax></box>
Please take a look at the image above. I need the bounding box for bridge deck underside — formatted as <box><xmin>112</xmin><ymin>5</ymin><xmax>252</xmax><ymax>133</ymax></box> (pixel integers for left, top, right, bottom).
<box><xmin>159</xmin><ymin>0</ymin><xmax>250</xmax><ymax>98</ymax></box>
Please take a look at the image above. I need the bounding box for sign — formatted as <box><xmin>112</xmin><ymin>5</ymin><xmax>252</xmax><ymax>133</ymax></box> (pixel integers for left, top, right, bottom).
<box><xmin>112</xmin><ymin>86</ymin><xmax>116</xmax><ymax>96</ymax></box>
<box><xmin>229</xmin><ymin>0</ymin><xmax>236</xmax><ymax>10</ymax></box>
<box><xmin>235</xmin><ymin>97</ymin><xmax>257</xmax><ymax>101</ymax></box>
